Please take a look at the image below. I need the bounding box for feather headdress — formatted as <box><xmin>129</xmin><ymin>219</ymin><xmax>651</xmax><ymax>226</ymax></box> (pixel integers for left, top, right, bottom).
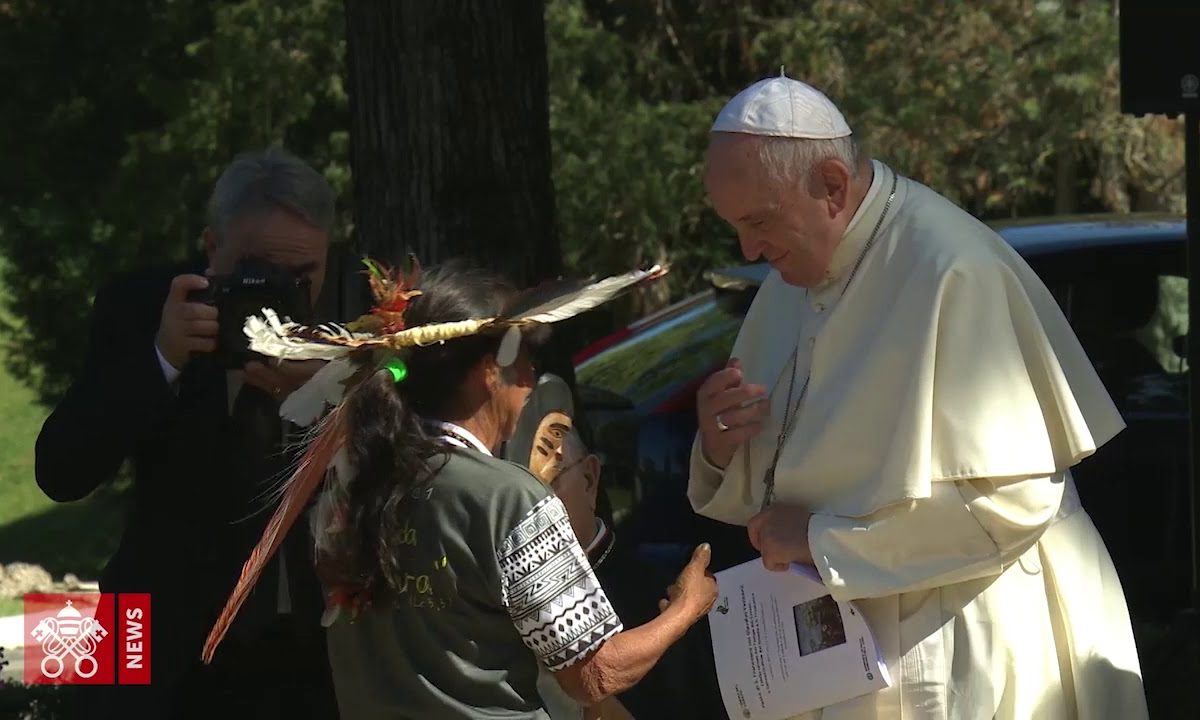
<box><xmin>201</xmin><ymin>258</ymin><xmax>668</xmax><ymax>664</ymax></box>
<box><xmin>243</xmin><ymin>263</ymin><xmax>668</xmax><ymax>360</ymax></box>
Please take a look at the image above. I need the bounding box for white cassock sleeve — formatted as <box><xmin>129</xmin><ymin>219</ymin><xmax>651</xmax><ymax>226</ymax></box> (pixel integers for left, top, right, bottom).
<box><xmin>808</xmin><ymin>474</ymin><xmax>1066</xmax><ymax>602</ymax></box>
<box><xmin>687</xmin><ymin>435</ymin><xmax>727</xmax><ymax>514</ymax></box>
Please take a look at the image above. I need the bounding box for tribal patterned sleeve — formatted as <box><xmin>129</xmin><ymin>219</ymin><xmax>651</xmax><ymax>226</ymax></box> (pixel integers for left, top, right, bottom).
<box><xmin>496</xmin><ymin>494</ymin><xmax>623</xmax><ymax>671</ymax></box>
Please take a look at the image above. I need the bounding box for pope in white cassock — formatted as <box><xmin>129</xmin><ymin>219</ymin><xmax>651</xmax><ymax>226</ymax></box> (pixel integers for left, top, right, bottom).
<box><xmin>688</xmin><ymin>74</ymin><xmax>1150</xmax><ymax>719</ymax></box>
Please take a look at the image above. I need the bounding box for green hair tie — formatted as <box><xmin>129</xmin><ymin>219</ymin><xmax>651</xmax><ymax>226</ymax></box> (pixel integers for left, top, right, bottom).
<box><xmin>383</xmin><ymin>358</ymin><xmax>408</xmax><ymax>384</ymax></box>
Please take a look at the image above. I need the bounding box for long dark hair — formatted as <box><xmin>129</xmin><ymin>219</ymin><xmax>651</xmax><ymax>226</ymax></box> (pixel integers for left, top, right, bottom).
<box><xmin>315</xmin><ymin>260</ymin><xmax>517</xmax><ymax>602</ymax></box>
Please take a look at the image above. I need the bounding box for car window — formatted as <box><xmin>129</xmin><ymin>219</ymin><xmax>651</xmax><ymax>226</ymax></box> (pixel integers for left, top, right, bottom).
<box><xmin>1039</xmin><ymin>242</ymin><xmax>1187</xmax><ymax>416</ymax></box>
<box><xmin>1031</xmin><ymin>239</ymin><xmax>1190</xmax><ymax>618</ymax></box>
<box><xmin>1123</xmin><ymin>273</ymin><xmax>1187</xmax><ymax>413</ymax></box>
<box><xmin>575</xmin><ymin>296</ymin><xmax>742</xmax><ymax>408</ymax></box>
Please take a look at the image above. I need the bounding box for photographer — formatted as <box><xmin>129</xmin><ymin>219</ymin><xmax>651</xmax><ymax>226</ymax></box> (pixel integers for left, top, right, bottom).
<box><xmin>35</xmin><ymin>148</ymin><xmax>339</xmax><ymax>719</ymax></box>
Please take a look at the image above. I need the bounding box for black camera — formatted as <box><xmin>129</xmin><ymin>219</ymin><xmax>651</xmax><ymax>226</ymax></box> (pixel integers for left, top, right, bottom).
<box><xmin>187</xmin><ymin>257</ymin><xmax>313</xmax><ymax>368</ymax></box>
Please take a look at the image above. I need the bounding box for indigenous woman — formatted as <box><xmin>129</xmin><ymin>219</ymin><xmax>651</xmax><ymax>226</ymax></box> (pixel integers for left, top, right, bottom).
<box><xmin>202</xmin><ymin>260</ymin><xmax>716</xmax><ymax>719</ymax></box>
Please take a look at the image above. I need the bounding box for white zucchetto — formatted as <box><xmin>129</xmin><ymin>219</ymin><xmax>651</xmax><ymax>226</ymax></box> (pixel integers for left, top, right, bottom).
<box><xmin>712</xmin><ymin>72</ymin><xmax>852</xmax><ymax>139</ymax></box>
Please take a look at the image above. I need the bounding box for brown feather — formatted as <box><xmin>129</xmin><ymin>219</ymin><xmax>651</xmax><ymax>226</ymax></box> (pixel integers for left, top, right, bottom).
<box><xmin>201</xmin><ymin>403</ymin><xmax>348</xmax><ymax>664</ymax></box>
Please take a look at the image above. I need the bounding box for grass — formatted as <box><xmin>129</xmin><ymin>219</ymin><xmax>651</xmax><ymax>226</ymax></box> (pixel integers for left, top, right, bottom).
<box><xmin>0</xmin><ymin>357</ymin><xmax>48</xmax><ymax>529</ymax></box>
<box><xmin>0</xmin><ymin>597</ymin><xmax>21</xmax><ymax>617</ymax></box>
<box><xmin>0</xmin><ymin>271</ymin><xmax>126</xmax><ymax>597</ymax></box>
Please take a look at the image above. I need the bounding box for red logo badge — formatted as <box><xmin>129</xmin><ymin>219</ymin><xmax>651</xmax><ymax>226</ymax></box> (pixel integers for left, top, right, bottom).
<box><xmin>23</xmin><ymin>593</ymin><xmax>151</xmax><ymax>686</ymax></box>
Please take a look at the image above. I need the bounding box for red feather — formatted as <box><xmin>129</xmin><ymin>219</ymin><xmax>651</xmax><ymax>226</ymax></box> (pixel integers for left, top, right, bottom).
<box><xmin>201</xmin><ymin>403</ymin><xmax>348</xmax><ymax>664</ymax></box>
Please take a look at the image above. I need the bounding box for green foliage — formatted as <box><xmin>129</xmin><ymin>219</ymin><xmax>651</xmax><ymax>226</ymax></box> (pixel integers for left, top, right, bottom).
<box><xmin>543</xmin><ymin>0</ymin><xmax>1182</xmax><ymax>319</ymax></box>
<box><xmin>0</xmin><ymin>0</ymin><xmax>1185</xmax><ymax>400</ymax></box>
<box><xmin>0</xmin><ymin>258</ymin><xmax>47</xmax><ymax>512</ymax></box>
<box><xmin>0</xmin><ymin>0</ymin><xmax>350</xmax><ymax>402</ymax></box>
<box><xmin>547</xmin><ymin>2</ymin><xmax>738</xmax><ymax>310</ymax></box>
<box><xmin>770</xmin><ymin>1</ymin><xmax>1182</xmax><ymax>217</ymax></box>
<box><xmin>0</xmin><ymin>647</ymin><xmax>80</xmax><ymax>719</ymax></box>
<box><xmin>0</xmin><ymin>254</ymin><xmax>127</xmax><ymax>582</ymax></box>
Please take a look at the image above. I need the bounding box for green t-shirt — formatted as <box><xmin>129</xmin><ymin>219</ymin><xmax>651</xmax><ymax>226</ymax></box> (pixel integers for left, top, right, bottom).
<box><xmin>322</xmin><ymin>444</ymin><xmax>622</xmax><ymax>719</ymax></box>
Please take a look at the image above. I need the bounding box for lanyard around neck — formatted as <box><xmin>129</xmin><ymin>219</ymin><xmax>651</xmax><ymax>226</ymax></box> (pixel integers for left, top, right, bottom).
<box><xmin>425</xmin><ymin>420</ymin><xmax>492</xmax><ymax>456</ymax></box>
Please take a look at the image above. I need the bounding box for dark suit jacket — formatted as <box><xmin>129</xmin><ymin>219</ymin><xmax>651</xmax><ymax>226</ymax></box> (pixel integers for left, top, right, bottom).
<box><xmin>35</xmin><ymin>260</ymin><xmax>329</xmax><ymax>715</ymax></box>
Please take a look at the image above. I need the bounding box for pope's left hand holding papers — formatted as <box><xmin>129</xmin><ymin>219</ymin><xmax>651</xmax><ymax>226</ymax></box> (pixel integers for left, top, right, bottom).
<box><xmin>749</xmin><ymin>502</ymin><xmax>814</xmax><ymax>572</ymax></box>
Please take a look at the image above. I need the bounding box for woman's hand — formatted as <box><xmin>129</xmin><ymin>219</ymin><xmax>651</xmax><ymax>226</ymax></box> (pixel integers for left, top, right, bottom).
<box><xmin>657</xmin><ymin>543</ymin><xmax>718</xmax><ymax>618</ymax></box>
<box><xmin>555</xmin><ymin>544</ymin><xmax>718</xmax><ymax>705</ymax></box>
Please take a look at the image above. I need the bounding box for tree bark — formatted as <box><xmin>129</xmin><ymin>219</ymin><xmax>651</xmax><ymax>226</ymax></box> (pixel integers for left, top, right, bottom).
<box><xmin>341</xmin><ymin>0</ymin><xmax>580</xmax><ymax>402</ymax></box>
<box><xmin>342</xmin><ymin>0</ymin><xmax>561</xmax><ymax>293</ymax></box>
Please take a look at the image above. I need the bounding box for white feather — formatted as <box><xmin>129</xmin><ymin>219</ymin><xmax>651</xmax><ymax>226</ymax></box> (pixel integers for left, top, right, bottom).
<box><xmin>511</xmin><ymin>266</ymin><xmax>667</xmax><ymax>325</ymax></box>
<box><xmin>244</xmin><ymin>308</ymin><xmax>357</xmax><ymax>361</ymax></box>
<box><xmin>242</xmin><ymin>265</ymin><xmax>667</xmax><ymax>366</ymax></box>
<box><xmin>331</xmin><ymin>445</ymin><xmax>354</xmax><ymax>480</ymax></box>
<box><xmin>497</xmin><ymin>326</ymin><xmax>521</xmax><ymax>366</ymax></box>
<box><xmin>280</xmin><ymin>356</ymin><xmax>360</xmax><ymax>427</ymax></box>
<box><xmin>320</xmin><ymin>605</ymin><xmax>342</xmax><ymax>628</ymax></box>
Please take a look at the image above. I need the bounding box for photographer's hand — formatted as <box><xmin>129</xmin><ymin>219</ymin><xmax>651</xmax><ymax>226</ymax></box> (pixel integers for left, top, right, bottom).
<box><xmin>243</xmin><ymin>359</ymin><xmax>327</xmax><ymax>403</ymax></box>
<box><xmin>156</xmin><ymin>274</ymin><xmax>219</xmax><ymax>370</ymax></box>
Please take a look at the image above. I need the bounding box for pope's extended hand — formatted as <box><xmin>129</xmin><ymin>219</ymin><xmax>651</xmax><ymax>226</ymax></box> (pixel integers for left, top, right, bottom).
<box><xmin>747</xmin><ymin>503</ymin><xmax>813</xmax><ymax>572</ymax></box>
<box><xmin>696</xmin><ymin>358</ymin><xmax>769</xmax><ymax>469</ymax></box>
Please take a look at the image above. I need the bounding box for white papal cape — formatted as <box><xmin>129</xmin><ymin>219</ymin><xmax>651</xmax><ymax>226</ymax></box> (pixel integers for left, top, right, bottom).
<box><xmin>689</xmin><ymin>161</ymin><xmax>1148</xmax><ymax>719</ymax></box>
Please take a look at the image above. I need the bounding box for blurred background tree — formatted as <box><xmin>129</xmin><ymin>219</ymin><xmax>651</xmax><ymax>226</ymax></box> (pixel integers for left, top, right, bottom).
<box><xmin>343</xmin><ymin>0</ymin><xmax>561</xmax><ymax>288</ymax></box>
<box><xmin>0</xmin><ymin>0</ymin><xmax>349</xmax><ymax>403</ymax></box>
<box><xmin>0</xmin><ymin>0</ymin><xmax>1183</xmax><ymax>402</ymax></box>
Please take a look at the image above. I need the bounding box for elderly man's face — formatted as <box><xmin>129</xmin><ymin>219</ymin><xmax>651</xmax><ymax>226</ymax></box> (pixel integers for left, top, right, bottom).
<box><xmin>205</xmin><ymin>207</ymin><xmax>330</xmax><ymax>307</ymax></box>
<box><xmin>704</xmin><ymin>134</ymin><xmax>849</xmax><ymax>288</ymax></box>
<box><xmin>551</xmin><ymin>442</ymin><xmax>602</xmax><ymax>547</ymax></box>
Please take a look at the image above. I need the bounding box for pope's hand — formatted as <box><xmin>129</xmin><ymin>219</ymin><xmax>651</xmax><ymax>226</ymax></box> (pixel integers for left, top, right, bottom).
<box><xmin>696</xmin><ymin>358</ymin><xmax>769</xmax><ymax>469</ymax></box>
<box><xmin>747</xmin><ymin>503</ymin><xmax>813</xmax><ymax>572</ymax></box>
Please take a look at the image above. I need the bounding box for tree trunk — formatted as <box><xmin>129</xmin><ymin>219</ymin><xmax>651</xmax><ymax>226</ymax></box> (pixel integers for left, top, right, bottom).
<box><xmin>342</xmin><ymin>0</ymin><xmax>561</xmax><ymax>293</ymax></box>
<box><xmin>341</xmin><ymin>0</ymin><xmax>581</xmax><ymax>402</ymax></box>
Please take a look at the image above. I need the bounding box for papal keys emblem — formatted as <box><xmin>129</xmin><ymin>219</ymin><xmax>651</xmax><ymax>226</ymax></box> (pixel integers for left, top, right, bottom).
<box><xmin>29</xmin><ymin>599</ymin><xmax>109</xmax><ymax>679</ymax></box>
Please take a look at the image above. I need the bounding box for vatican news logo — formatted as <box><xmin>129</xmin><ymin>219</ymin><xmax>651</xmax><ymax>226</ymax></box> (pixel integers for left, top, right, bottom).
<box><xmin>23</xmin><ymin>593</ymin><xmax>151</xmax><ymax>685</ymax></box>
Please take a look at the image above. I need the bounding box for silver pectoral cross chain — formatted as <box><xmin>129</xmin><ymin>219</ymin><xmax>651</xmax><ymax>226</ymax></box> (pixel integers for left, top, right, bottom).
<box><xmin>758</xmin><ymin>172</ymin><xmax>898</xmax><ymax>512</ymax></box>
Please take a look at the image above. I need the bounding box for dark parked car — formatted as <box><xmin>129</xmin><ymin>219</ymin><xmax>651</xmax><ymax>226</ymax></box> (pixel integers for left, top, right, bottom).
<box><xmin>576</xmin><ymin>213</ymin><xmax>1191</xmax><ymax>626</ymax></box>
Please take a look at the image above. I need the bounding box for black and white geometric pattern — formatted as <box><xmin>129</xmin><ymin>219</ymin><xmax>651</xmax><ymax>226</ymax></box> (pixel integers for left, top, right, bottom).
<box><xmin>497</xmin><ymin>494</ymin><xmax>622</xmax><ymax>672</ymax></box>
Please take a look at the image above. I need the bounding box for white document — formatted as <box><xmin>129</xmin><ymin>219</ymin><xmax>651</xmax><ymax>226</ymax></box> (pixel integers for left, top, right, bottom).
<box><xmin>708</xmin><ymin>559</ymin><xmax>891</xmax><ymax>719</ymax></box>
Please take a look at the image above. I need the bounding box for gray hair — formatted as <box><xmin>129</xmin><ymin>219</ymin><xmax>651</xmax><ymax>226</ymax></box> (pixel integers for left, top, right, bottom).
<box><xmin>206</xmin><ymin>146</ymin><xmax>336</xmax><ymax>244</ymax></box>
<box><xmin>753</xmin><ymin>135</ymin><xmax>863</xmax><ymax>189</ymax></box>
